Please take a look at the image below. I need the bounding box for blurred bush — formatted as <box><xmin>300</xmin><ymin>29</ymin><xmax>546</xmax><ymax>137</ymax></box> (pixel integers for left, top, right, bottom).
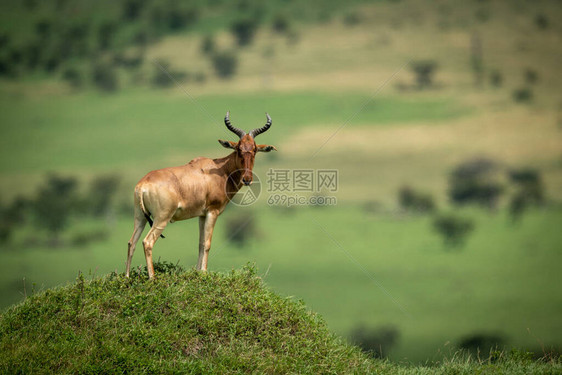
<box><xmin>200</xmin><ymin>35</ymin><xmax>216</xmax><ymax>55</ymax></box>
<box><xmin>230</xmin><ymin>17</ymin><xmax>259</xmax><ymax>47</ymax></box>
<box><xmin>349</xmin><ymin>324</ymin><xmax>400</xmax><ymax>359</ymax></box>
<box><xmin>512</xmin><ymin>87</ymin><xmax>533</xmax><ymax>103</ymax></box>
<box><xmin>524</xmin><ymin>68</ymin><xmax>539</xmax><ymax>85</ymax></box>
<box><xmin>32</xmin><ymin>174</ymin><xmax>79</xmax><ymax>244</ymax></box>
<box><xmin>225</xmin><ymin>214</ymin><xmax>257</xmax><ymax>247</ymax></box>
<box><xmin>151</xmin><ymin>59</ymin><xmax>187</xmax><ymax>88</ymax></box>
<box><xmin>489</xmin><ymin>69</ymin><xmax>503</xmax><ymax>88</ymax></box>
<box><xmin>534</xmin><ymin>14</ymin><xmax>549</xmax><ymax>29</ymax></box>
<box><xmin>448</xmin><ymin>158</ymin><xmax>504</xmax><ymax>210</ymax></box>
<box><xmin>398</xmin><ymin>185</ymin><xmax>436</xmax><ymax>213</ymax></box>
<box><xmin>342</xmin><ymin>11</ymin><xmax>361</xmax><ymax>27</ymax></box>
<box><xmin>411</xmin><ymin>60</ymin><xmax>439</xmax><ymax>89</ymax></box>
<box><xmin>433</xmin><ymin>213</ymin><xmax>474</xmax><ymax>248</ymax></box>
<box><xmin>458</xmin><ymin>332</ymin><xmax>506</xmax><ymax>358</ymax></box>
<box><xmin>61</xmin><ymin>67</ymin><xmax>84</xmax><ymax>90</ymax></box>
<box><xmin>87</xmin><ymin>175</ymin><xmax>121</xmax><ymax>217</ymax></box>
<box><xmin>272</xmin><ymin>13</ymin><xmax>290</xmax><ymax>34</ymax></box>
<box><xmin>211</xmin><ymin>50</ymin><xmax>239</xmax><ymax>79</ymax></box>
<box><xmin>91</xmin><ymin>61</ymin><xmax>119</xmax><ymax>92</ymax></box>
<box><xmin>508</xmin><ymin>168</ymin><xmax>544</xmax><ymax>222</ymax></box>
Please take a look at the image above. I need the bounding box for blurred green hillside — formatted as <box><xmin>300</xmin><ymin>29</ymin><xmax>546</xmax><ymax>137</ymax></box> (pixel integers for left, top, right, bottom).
<box><xmin>0</xmin><ymin>0</ymin><xmax>561</xmax><ymax>364</ymax></box>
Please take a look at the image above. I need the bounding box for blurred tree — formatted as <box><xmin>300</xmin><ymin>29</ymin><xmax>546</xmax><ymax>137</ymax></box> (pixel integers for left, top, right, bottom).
<box><xmin>62</xmin><ymin>67</ymin><xmax>84</xmax><ymax>90</ymax></box>
<box><xmin>151</xmin><ymin>59</ymin><xmax>187</xmax><ymax>88</ymax></box>
<box><xmin>470</xmin><ymin>32</ymin><xmax>484</xmax><ymax>88</ymax></box>
<box><xmin>272</xmin><ymin>13</ymin><xmax>290</xmax><ymax>33</ymax></box>
<box><xmin>350</xmin><ymin>324</ymin><xmax>400</xmax><ymax>359</ymax></box>
<box><xmin>458</xmin><ymin>333</ymin><xmax>505</xmax><ymax>358</ymax></box>
<box><xmin>534</xmin><ymin>14</ymin><xmax>549</xmax><ymax>30</ymax></box>
<box><xmin>489</xmin><ymin>69</ymin><xmax>503</xmax><ymax>87</ymax></box>
<box><xmin>343</xmin><ymin>11</ymin><xmax>361</xmax><ymax>27</ymax></box>
<box><xmin>398</xmin><ymin>186</ymin><xmax>435</xmax><ymax>213</ymax></box>
<box><xmin>433</xmin><ymin>214</ymin><xmax>474</xmax><ymax>248</ymax></box>
<box><xmin>508</xmin><ymin>168</ymin><xmax>544</xmax><ymax>222</ymax></box>
<box><xmin>512</xmin><ymin>87</ymin><xmax>533</xmax><ymax>103</ymax></box>
<box><xmin>410</xmin><ymin>60</ymin><xmax>438</xmax><ymax>89</ymax></box>
<box><xmin>87</xmin><ymin>175</ymin><xmax>120</xmax><ymax>217</ymax></box>
<box><xmin>448</xmin><ymin>158</ymin><xmax>503</xmax><ymax>210</ymax></box>
<box><xmin>122</xmin><ymin>0</ymin><xmax>145</xmax><ymax>22</ymax></box>
<box><xmin>200</xmin><ymin>35</ymin><xmax>216</xmax><ymax>55</ymax></box>
<box><xmin>225</xmin><ymin>214</ymin><xmax>257</xmax><ymax>248</ymax></box>
<box><xmin>97</xmin><ymin>21</ymin><xmax>116</xmax><ymax>51</ymax></box>
<box><xmin>32</xmin><ymin>174</ymin><xmax>79</xmax><ymax>243</ymax></box>
<box><xmin>230</xmin><ymin>17</ymin><xmax>258</xmax><ymax>46</ymax></box>
<box><xmin>524</xmin><ymin>68</ymin><xmax>539</xmax><ymax>85</ymax></box>
<box><xmin>91</xmin><ymin>61</ymin><xmax>119</xmax><ymax>92</ymax></box>
<box><xmin>211</xmin><ymin>50</ymin><xmax>238</xmax><ymax>79</ymax></box>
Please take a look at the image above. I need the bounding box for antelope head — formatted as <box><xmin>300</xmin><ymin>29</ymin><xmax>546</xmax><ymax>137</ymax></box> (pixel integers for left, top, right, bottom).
<box><xmin>218</xmin><ymin>111</ymin><xmax>277</xmax><ymax>186</ymax></box>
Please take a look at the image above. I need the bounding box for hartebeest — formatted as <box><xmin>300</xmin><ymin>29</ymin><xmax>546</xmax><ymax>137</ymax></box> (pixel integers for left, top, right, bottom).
<box><xmin>126</xmin><ymin>112</ymin><xmax>276</xmax><ymax>278</ymax></box>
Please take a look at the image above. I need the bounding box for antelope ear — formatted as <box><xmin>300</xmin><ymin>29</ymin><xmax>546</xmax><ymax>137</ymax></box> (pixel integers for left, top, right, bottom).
<box><xmin>257</xmin><ymin>144</ymin><xmax>277</xmax><ymax>152</ymax></box>
<box><xmin>218</xmin><ymin>139</ymin><xmax>237</xmax><ymax>149</ymax></box>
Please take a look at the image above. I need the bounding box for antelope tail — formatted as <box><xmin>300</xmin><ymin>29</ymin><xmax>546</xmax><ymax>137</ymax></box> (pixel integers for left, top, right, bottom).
<box><xmin>139</xmin><ymin>190</ymin><xmax>165</xmax><ymax>239</ymax></box>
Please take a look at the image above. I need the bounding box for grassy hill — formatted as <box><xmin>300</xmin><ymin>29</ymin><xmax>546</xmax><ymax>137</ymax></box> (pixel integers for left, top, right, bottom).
<box><xmin>0</xmin><ymin>265</ymin><xmax>559</xmax><ymax>374</ymax></box>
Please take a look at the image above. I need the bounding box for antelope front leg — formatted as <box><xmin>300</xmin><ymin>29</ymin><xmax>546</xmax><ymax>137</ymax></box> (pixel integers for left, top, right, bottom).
<box><xmin>197</xmin><ymin>211</ymin><xmax>218</xmax><ymax>271</ymax></box>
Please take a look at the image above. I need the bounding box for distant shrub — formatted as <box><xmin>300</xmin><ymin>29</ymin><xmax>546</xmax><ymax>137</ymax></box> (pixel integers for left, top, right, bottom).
<box><xmin>122</xmin><ymin>0</ymin><xmax>145</xmax><ymax>22</ymax></box>
<box><xmin>509</xmin><ymin>168</ymin><xmax>544</xmax><ymax>203</ymax></box>
<box><xmin>475</xmin><ymin>8</ymin><xmax>491</xmax><ymax>23</ymax></box>
<box><xmin>230</xmin><ymin>17</ymin><xmax>258</xmax><ymax>46</ymax></box>
<box><xmin>433</xmin><ymin>214</ymin><xmax>474</xmax><ymax>247</ymax></box>
<box><xmin>343</xmin><ymin>11</ymin><xmax>361</xmax><ymax>27</ymax></box>
<box><xmin>508</xmin><ymin>168</ymin><xmax>544</xmax><ymax>221</ymax></box>
<box><xmin>24</xmin><ymin>42</ymin><xmax>42</xmax><ymax>70</ymax></box>
<box><xmin>200</xmin><ymin>35</ymin><xmax>215</xmax><ymax>55</ymax></box>
<box><xmin>32</xmin><ymin>174</ymin><xmax>79</xmax><ymax>243</ymax></box>
<box><xmin>524</xmin><ymin>68</ymin><xmax>539</xmax><ymax>85</ymax></box>
<box><xmin>489</xmin><ymin>69</ymin><xmax>503</xmax><ymax>87</ymax></box>
<box><xmin>350</xmin><ymin>324</ymin><xmax>400</xmax><ymax>358</ymax></box>
<box><xmin>458</xmin><ymin>333</ymin><xmax>506</xmax><ymax>358</ymax></box>
<box><xmin>166</xmin><ymin>7</ymin><xmax>199</xmax><ymax>31</ymax></box>
<box><xmin>151</xmin><ymin>60</ymin><xmax>187</xmax><ymax>88</ymax></box>
<box><xmin>211</xmin><ymin>50</ymin><xmax>238</xmax><ymax>79</ymax></box>
<box><xmin>512</xmin><ymin>87</ymin><xmax>533</xmax><ymax>103</ymax></box>
<box><xmin>398</xmin><ymin>186</ymin><xmax>436</xmax><ymax>213</ymax></box>
<box><xmin>226</xmin><ymin>214</ymin><xmax>257</xmax><ymax>247</ymax></box>
<box><xmin>97</xmin><ymin>22</ymin><xmax>116</xmax><ymax>51</ymax></box>
<box><xmin>35</xmin><ymin>19</ymin><xmax>54</xmax><ymax>40</ymax></box>
<box><xmin>71</xmin><ymin>229</ymin><xmax>109</xmax><ymax>248</ymax></box>
<box><xmin>534</xmin><ymin>14</ymin><xmax>549</xmax><ymax>30</ymax></box>
<box><xmin>91</xmin><ymin>61</ymin><xmax>119</xmax><ymax>92</ymax></box>
<box><xmin>411</xmin><ymin>60</ymin><xmax>438</xmax><ymax>89</ymax></box>
<box><xmin>448</xmin><ymin>158</ymin><xmax>503</xmax><ymax>210</ymax></box>
<box><xmin>272</xmin><ymin>13</ymin><xmax>290</xmax><ymax>33</ymax></box>
<box><xmin>62</xmin><ymin>67</ymin><xmax>83</xmax><ymax>89</ymax></box>
<box><xmin>87</xmin><ymin>175</ymin><xmax>120</xmax><ymax>217</ymax></box>
<box><xmin>113</xmin><ymin>51</ymin><xmax>144</xmax><ymax>69</ymax></box>
<box><xmin>193</xmin><ymin>71</ymin><xmax>207</xmax><ymax>83</ymax></box>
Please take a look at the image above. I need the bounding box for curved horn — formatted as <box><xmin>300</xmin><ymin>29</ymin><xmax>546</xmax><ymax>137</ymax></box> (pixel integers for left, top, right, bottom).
<box><xmin>248</xmin><ymin>113</ymin><xmax>272</xmax><ymax>138</ymax></box>
<box><xmin>224</xmin><ymin>111</ymin><xmax>245</xmax><ymax>138</ymax></box>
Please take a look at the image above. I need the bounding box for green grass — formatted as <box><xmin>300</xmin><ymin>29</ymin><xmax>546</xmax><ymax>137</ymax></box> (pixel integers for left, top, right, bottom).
<box><xmin>1</xmin><ymin>265</ymin><xmax>559</xmax><ymax>374</ymax></box>
<box><xmin>0</xmin><ymin>265</ymin><xmax>380</xmax><ymax>373</ymax></box>
<box><xmin>0</xmin><ymin>88</ymin><xmax>467</xmax><ymax>175</ymax></box>
<box><xmin>2</xmin><ymin>204</ymin><xmax>561</xmax><ymax>363</ymax></box>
